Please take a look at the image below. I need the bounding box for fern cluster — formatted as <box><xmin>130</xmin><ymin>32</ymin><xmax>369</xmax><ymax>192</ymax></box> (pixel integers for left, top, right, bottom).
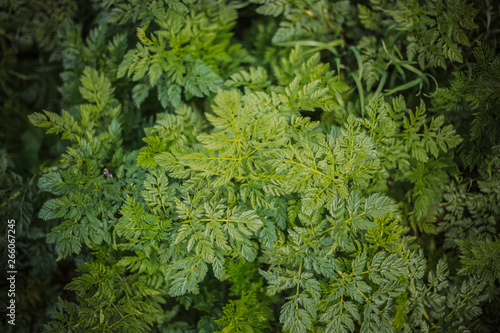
<box><xmin>2</xmin><ymin>0</ymin><xmax>499</xmax><ymax>332</ymax></box>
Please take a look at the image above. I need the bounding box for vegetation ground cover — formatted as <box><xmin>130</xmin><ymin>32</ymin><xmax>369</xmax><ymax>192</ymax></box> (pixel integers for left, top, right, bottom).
<box><xmin>1</xmin><ymin>0</ymin><xmax>499</xmax><ymax>332</ymax></box>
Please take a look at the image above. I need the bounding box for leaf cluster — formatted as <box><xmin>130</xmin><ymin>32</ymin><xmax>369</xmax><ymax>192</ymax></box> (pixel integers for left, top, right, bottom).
<box><xmin>7</xmin><ymin>0</ymin><xmax>500</xmax><ymax>332</ymax></box>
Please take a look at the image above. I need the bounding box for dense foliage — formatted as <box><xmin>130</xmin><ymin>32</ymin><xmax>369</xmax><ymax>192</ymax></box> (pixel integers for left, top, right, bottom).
<box><xmin>1</xmin><ymin>0</ymin><xmax>499</xmax><ymax>332</ymax></box>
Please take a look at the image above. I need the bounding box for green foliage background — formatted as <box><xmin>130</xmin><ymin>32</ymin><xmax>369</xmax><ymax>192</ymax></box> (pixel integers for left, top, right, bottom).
<box><xmin>1</xmin><ymin>0</ymin><xmax>499</xmax><ymax>332</ymax></box>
